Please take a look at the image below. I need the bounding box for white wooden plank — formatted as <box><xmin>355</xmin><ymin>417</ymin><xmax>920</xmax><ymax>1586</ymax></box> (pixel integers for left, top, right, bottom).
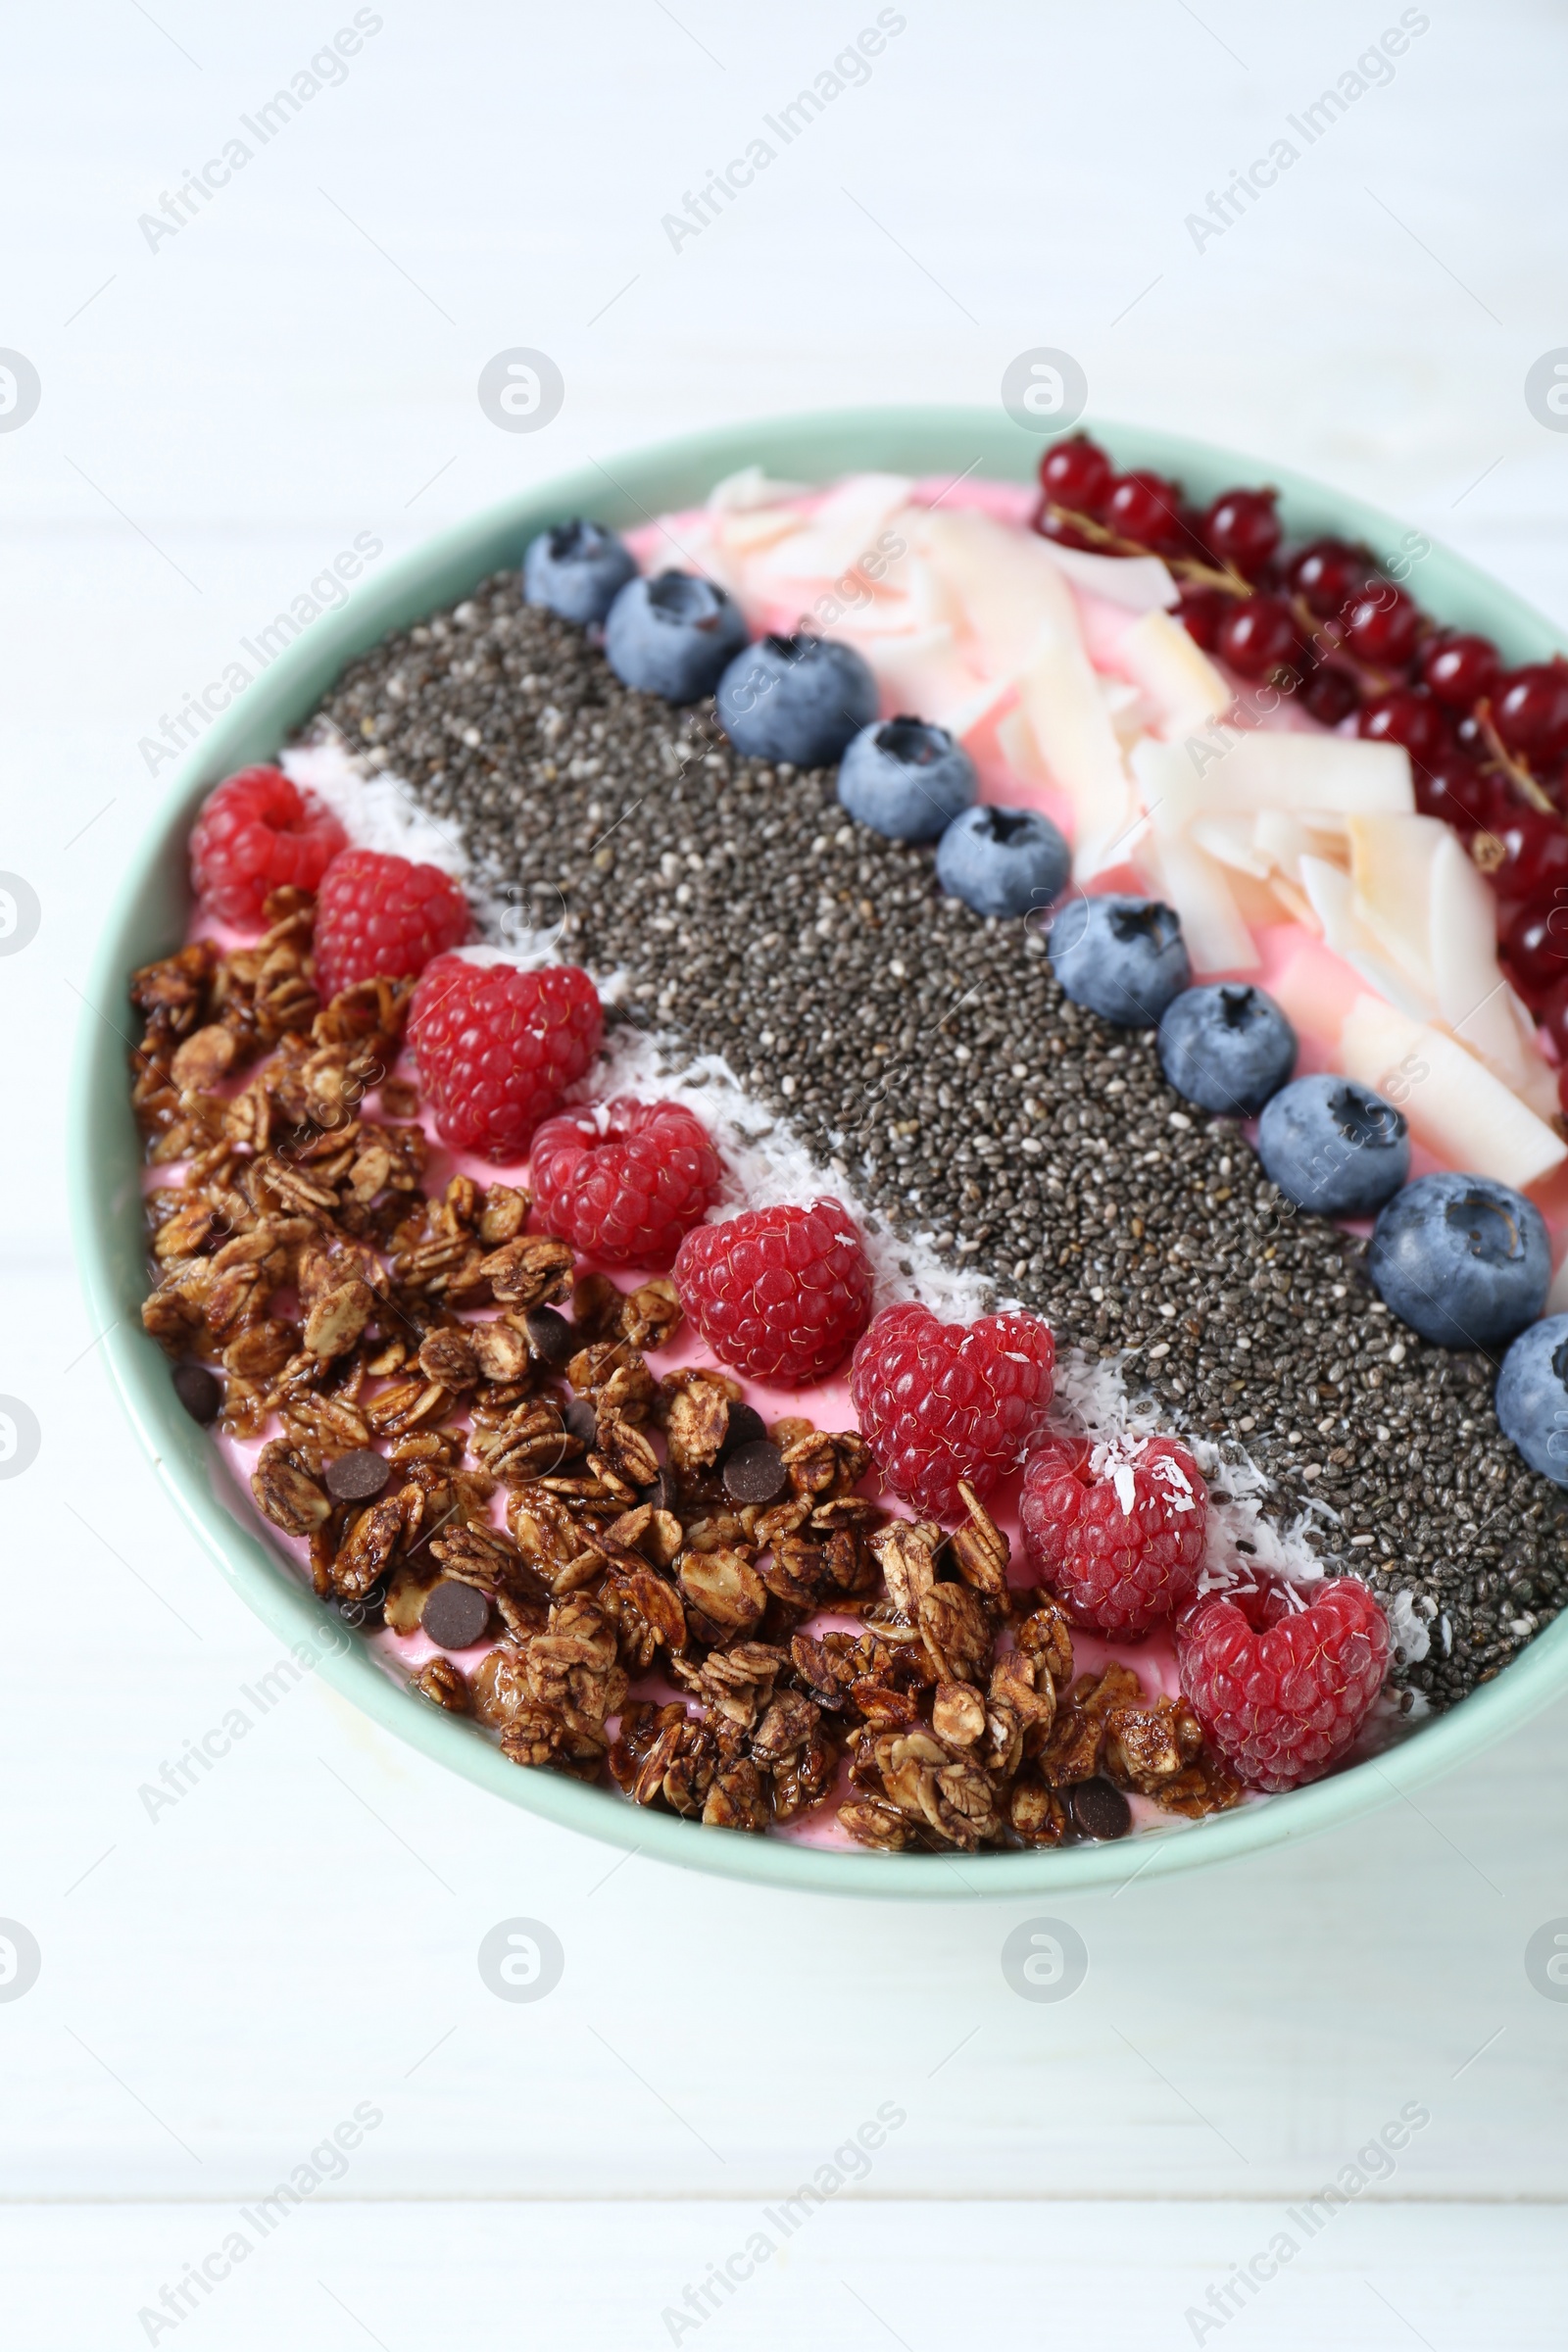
<box><xmin>0</xmin><ymin>2201</ymin><xmax>1564</xmax><ymax>2352</ymax></box>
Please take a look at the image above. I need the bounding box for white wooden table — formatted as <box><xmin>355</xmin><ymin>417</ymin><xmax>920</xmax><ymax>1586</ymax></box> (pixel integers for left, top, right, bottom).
<box><xmin>5</xmin><ymin>4</ymin><xmax>1567</xmax><ymax>2343</ymax></box>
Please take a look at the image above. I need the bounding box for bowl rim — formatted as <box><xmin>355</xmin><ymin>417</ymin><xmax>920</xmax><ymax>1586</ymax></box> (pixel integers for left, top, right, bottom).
<box><xmin>70</xmin><ymin>400</ymin><xmax>1568</xmax><ymax>1901</ymax></box>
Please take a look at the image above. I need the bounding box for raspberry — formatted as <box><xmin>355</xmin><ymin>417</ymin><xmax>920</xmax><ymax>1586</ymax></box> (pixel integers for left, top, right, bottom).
<box><xmin>673</xmin><ymin>1199</ymin><xmax>873</xmax><ymax>1385</ymax></box>
<box><xmin>1019</xmin><ymin>1433</ymin><xmax>1206</xmax><ymax>1636</ymax></box>
<box><xmin>313</xmin><ymin>848</ymin><xmax>470</xmax><ymax>1001</ymax></box>
<box><xmin>1177</xmin><ymin>1575</ymin><xmax>1390</xmax><ymax>1792</ymax></box>
<box><xmin>189</xmin><ymin>765</ymin><xmax>347</xmax><ymax>924</ymax></box>
<box><xmin>531</xmin><ymin>1098</ymin><xmax>722</xmax><ymax>1267</ymax></box>
<box><xmin>848</xmin><ymin>1302</ymin><xmax>1055</xmax><ymax>1519</ymax></box>
<box><xmin>408</xmin><ymin>954</ymin><xmax>602</xmax><ymax>1160</ymax></box>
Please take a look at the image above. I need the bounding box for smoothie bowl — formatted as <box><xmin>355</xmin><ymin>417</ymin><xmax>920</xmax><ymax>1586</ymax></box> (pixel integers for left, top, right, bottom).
<box><xmin>71</xmin><ymin>407</ymin><xmax>1568</xmax><ymax>1896</ymax></box>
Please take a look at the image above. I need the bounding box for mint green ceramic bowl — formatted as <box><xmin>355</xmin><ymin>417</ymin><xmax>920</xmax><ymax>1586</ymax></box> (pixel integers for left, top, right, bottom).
<box><xmin>71</xmin><ymin>405</ymin><xmax>1568</xmax><ymax>1896</ymax></box>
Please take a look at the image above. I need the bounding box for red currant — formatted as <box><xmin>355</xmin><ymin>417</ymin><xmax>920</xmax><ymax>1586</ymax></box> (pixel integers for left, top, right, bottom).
<box><xmin>1033</xmin><ymin>504</ymin><xmax>1096</xmax><ymax>552</ymax></box>
<box><xmin>1202</xmin><ymin>487</ymin><xmax>1281</xmax><ymax>580</ymax></box>
<box><xmin>1355</xmin><ymin>687</ymin><xmax>1447</xmax><ymax>771</ymax></box>
<box><xmin>1177</xmin><ymin>586</ymin><xmax>1229</xmax><ymax>653</ymax></box>
<box><xmin>1288</xmin><ymin>539</ymin><xmax>1369</xmax><ymax>619</ymax></box>
<box><xmin>1484</xmin><ymin>810</ymin><xmax>1568</xmax><ymax>905</ymax></box>
<box><xmin>1420</xmin><ymin>632</ymin><xmax>1501</xmax><ymax>712</ymax></box>
<box><xmin>1038</xmin><ymin>434</ymin><xmax>1114</xmax><ymax>517</ymax></box>
<box><xmin>1104</xmin><ymin>469</ymin><xmax>1190</xmax><ymax>557</ymax></box>
<box><xmin>1556</xmin><ymin>1059</ymin><xmax>1568</xmax><ymax>1118</ymax></box>
<box><xmin>1537</xmin><ymin>974</ymin><xmax>1568</xmax><ymax>1060</ymax></box>
<box><xmin>1301</xmin><ymin>664</ymin><xmax>1360</xmax><ymax>726</ymax></box>
<box><xmin>1501</xmin><ymin>898</ymin><xmax>1568</xmax><ymax>1003</ymax></box>
<box><xmin>1494</xmin><ymin>663</ymin><xmax>1568</xmax><ymax>765</ymax></box>
<box><xmin>1343</xmin><ymin>583</ymin><xmax>1423</xmax><ymax>669</ymax></box>
<box><xmin>1217</xmin><ymin>594</ymin><xmax>1299</xmax><ymax>681</ymax></box>
<box><xmin>1413</xmin><ymin>757</ymin><xmax>1497</xmax><ymax>837</ymax></box>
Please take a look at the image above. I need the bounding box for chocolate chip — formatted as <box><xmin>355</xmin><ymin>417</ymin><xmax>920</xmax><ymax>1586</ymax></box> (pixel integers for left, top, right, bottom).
<box><xmin>719</xmin><ymin>1401</ymin><xmax>766</xmax><ymax>1458</ymax></box>
<box><xmin>1068</xmin><ymin>1778</ymin><xmax>1132</xmax><ymax>1841</ymax></box>
<box><xmin>172</xmin><ymin>1361</ymin><xmax>221</xmax><ymax>1425</ymax></box>
<box><xmin>563</xmin><ymin>1396</ymin><xmax>598</xmax><ymax>1447</ymax></box>
<box><xmin>647</xmin><ymin>1467</ymin><xmax>677</xmax><ymax>1515</ymax></box>
<box><xmin>419</xmin><ymin>1580</ymin><xmax>491</xmax><ymax>1651</ymax></box>
<box><xmin>525</xmin><ymin>1307</ymin><xmax>578</xmax><ymax>1369</ymax></box>
<box><xmin>722</xmin><ymin>1438</ymin><xmax>788</xmax><ymax>1507</ymax></box>
<box><xmin>324</xmin><ymin>1447</ymin><xmax>391</xmax><ymax>1503</ymax></box>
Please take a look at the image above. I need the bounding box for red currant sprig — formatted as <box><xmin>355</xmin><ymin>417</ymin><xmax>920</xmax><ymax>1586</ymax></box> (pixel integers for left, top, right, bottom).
<box><xmin>1030</xmin><ymin>435</ymin><xmax>1566</xmax><ymax>827</ymax></box>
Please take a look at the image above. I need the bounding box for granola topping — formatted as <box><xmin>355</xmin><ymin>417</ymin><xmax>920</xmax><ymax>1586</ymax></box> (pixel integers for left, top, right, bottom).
<box><xmin>130</xmin><ymin>881</ymin><xmax>1253</xmax><ymax>1855</ymax></box>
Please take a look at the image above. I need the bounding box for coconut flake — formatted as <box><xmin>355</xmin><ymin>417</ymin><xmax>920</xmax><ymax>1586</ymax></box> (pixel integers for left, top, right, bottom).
<box><xmin>1385</xmin><ymin>1589</ymin><xmax>1432</xmax><ymax>1664</ymax></box>
<box><xmin>283</xmin><ymin>737</ymin><xmax>467</xmax><ymax>877</ymax></box>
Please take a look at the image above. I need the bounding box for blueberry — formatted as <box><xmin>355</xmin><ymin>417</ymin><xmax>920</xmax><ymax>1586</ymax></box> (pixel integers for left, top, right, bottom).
<box><xmin>1157</xmin><ymin>984</ymin><xmax>1298</xmax><ymax>1117</ymax></box>
<box><xmin>837</xmin><ymin>715</ymin><xmax>977</xmax><ymax>842</ymax></box>
<box><xmin>521</xmin><ymin>518</ymin><xmax>636</xmax><ymax>626</ymax></box>
<box><xmin>1048</xmin><ymin>895</ymin><xmax>1190</xmax><ymax>1026</ymax></box>
<box><xmin>715</xmin><ymin>633</ymin><xmax>879</xmax><ymax>766</ymax></box>
<box><xmin>604</xmin><ymin>570</ymin><xmax>749</xmax><ymax>704</ymax></box>
<box><xmin>1495</xmin><ymin>1314</ymin><xmax>1568</xmax><ymax>1485</ymax></box>
<box><xmin>1255</xmin><ymin>1076</ymin><xmax>1409</xmax><ymax>1216</ymax></box>
<box><xmin>1369</xmin><ymin>1171</ymin><xmax>1550</xmax><ymax>1349</ymax></box>
<box><xmin>935</xmin><ymin>804</ymin><xmax>1071</xmax><ymax>919</ymax></box>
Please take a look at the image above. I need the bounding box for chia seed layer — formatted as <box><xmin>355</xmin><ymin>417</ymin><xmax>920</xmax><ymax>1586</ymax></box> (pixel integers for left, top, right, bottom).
<box><xmin>302</xmin><ymin>570</ymin><xmax>1568</xmax><ymax>1708</ymax></box>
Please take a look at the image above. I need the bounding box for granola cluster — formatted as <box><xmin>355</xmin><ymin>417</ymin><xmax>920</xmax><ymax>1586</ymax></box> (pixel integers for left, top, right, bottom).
<box><xmin>128</xmin><ymin>888</ymin><xmax>1243</xmax><ymax>1850</ymax></box>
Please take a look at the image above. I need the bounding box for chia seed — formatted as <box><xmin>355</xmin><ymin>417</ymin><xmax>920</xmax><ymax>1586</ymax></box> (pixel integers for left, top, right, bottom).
<box><xmin>302</xmin><ymin>571</ymin><xmax>1568</xmax><ymax>1710</ymax></box>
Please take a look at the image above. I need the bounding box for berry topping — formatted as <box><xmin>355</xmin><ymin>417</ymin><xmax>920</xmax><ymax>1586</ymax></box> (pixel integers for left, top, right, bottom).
<box><xmin>1288</xmin><ymin>538</ymin><xmax>1369</xmax><ymax>619</ymax></box>
<box><xmin>1501</xmin><ymin>900</ymin><xmax>1568</xmax><ymax>1003</ymax></box>
<box><xmin>604</xmin><ymin>570</ymin><xmax>749</xmax><ymax>704</ymax></box>
<box><xmin>715</xmin><ymin>632</ymin><xmax>878</xmax><ymax>767</ymax></box>
<box><xmin>1020</xmin><ymin>1432</ymin><xmax>1206</xmax><ymax>1637</ymax></box>
<box><xmin>1176</xmin><ymin>585</ymin><xmax>1228</xmax><ymax>653</ymax></box>
<box><xmin>522</xmin><ymin>518</ymin><xmax>637</xmax><ymax>625</ymax></box>
<box><xmin>674</xmin><ymin>1199</ymin><xmax>873</xmax><ymax>1385</ymax></box>
<box><xmin>837</xmin><ymin>715</ymin><xmax>976</xmax><ymax>842</ymax></box>
<box><xmin>1217</xmin><ymin>592</ymin><xmax>1300</xmax><ymax>682</ymax></box>
<box><xmin>1420</xmin><ymin>631</ymin><xmax>1501</xmax><ymax>712</ymax></box>
<box><xmin>848</xmin><ymin>1301</ymin><xmax>1055</xmax><ymax>1519</ymax></box>
<box><xmin>1299</xmin><ymin>662</ymin><xmax>1361</xmax><ymax>726</ymax></box>
<box><xmin>935</xmin><ymin>804</ymin><xmax>1071</xmax><ymax>919</ymax></box>
<box><xmin>1343</xmin><ymin>582</ymin><xmax>1423</xmax><ymax>669</ymax></box>
<box><xmin>1037</xmin><ymin>433</ymin><xmax>1114</xmax><ymax>517</ymax></box>
<box><xmin>1494</xmin><ymin>662</ymin><xmax>1568</xmax><ymax>766</ymax></box>
<box><xmin>1470</xmin><ymin>808</ymin><xmax>1568</xmax><ymax>904</ymax></box>
<box><xmin>1355</xmin><ymin>685</ymin><xmax>1447</xmax><ymax>771</ymax></box>
<box><xmin>313</xmin><ymin>847</ymin><xmax>470</xmax><ymax>1001</ymax></box>
<box><xmin>1048</xmin><ymin>895</ymin><xmax>1191</xmax><ymax>1028</ymax></box>
<box><xmin>1177</xmin><ymin>1575</ymin><xmax>1390</xmax><ymax>1792</ymax></box>
<box><xmin>1495</xmin><ymin>1313</ymin><xmax>1568</xmax><ymax>1486</ymax></box>
<box><xmin>1255</xmin><ymin>1075</ymin><xmax>1409</xmax><ymax>1218</ymax></box>
<box><xmin>189</xmin><ymin>766</ymin><xmax>347</xmax><ymax>925</ymax></box>
<box><xmin>1157</xmin><ymin>983</ymin><xmax>1298</xmax><ymax>1116</ymax></box>
<box><xmin>1104</xmin><ymin>469</ymin><xmax>1190</xmax><ymax>557</ymax></box>
<box><xmin>1368</xmin><ymin>1171</ymin><xmax>1550</xmax><ymax>1348</ymax></box>
<box><xmin>1413</xmin><ymin>754</ymin><xmax>1496</xmax><ymax>837</ymax></box>
<box><xmin>408</xmin><ymin>954</ymin><xmax>602</xmax><ymax>1160</ymax></box>
<box><xmin>531</xmin><ymin>1097</ymin><xmax>722</xmax><ymax>1267</ymax></box>
<box><xmin>1201</xmin><ymin>485</ymin><xmax>1281</xmax><ymax>580</ymax></box>
<box><xmin>1537</xmin><ymin>974</ymin><xmax>1568</xmax><ymax>1062</ymax></box>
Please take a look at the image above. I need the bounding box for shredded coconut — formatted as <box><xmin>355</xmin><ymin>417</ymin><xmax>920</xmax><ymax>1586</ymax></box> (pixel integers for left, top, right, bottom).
<box><xmin>283</xmin><ymin>739</ymin><xmax>468</xmax><ymax>877</ymax></box>
<box><xmin>1385</xmin><ymin>1588</ymin><xmax>1433</xmax><ymax>1664</ymax></box>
